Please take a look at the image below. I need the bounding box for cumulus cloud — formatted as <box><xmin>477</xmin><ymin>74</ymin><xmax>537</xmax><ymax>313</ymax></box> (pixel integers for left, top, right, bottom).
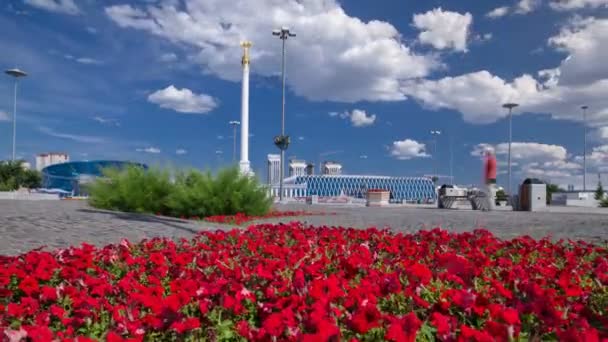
<box><xmin>330</xmin><ymin>109</ymin><xmax>376</xmax><ymax>127</ymax></box>
<box><xmin>472</xmin><ymin>142</ymin><xmax>568</xmax><ymax>162</ymax></box>
<box><xmin>486</xmin><ymin>6</ymin><xmax>509</xmax><ymax>19</ymax></box>
<box><xmin>148</xmin><ymin>85</ymin><xmax>218</xmax><ymax>114</ymax></box>
<box><xmin>136</xmin><ymin>147</ymin><xmax>161</xmax><ymax>154</ymax></box>
<box><xmin>24</xmin><ymin>0</ymin><xmax>79</xmax><ymax>15</ymax></box>
<box><xmin>0</xmin><ymin>110</ymin><xmax>11</xmax><ymax>122</ymax></box>
<box><xmin>589</xmin><ymin>126</ymin><xmax>608</xmax><ymax>142</ymax></box>
<box><xmin>390</xmin><ymin>139</ymin><xmax>430</xmax><ymax>160</ymax></box>
<box><xmin>349</xmin><ymin>109</ymin><xmax>376</xmax><ymax>127</ymax></box>
<box><xmin>412</xmin><ymin>8</ymin><xmax>472</xmax><ymax>52</ymax></box>
<box><xmin>176</xmin><ymin>149</ymin><xmax>187</xmax><ymax>155</ymax></box>
<box><xmin>402</xmin><ymin>17</ymin><xmax>608</xmax><ymax>126</ymax></box>
<box><xmin>105</xmin><ymin>0</ymin><xmax>439</xmax><ymax>102</ymax></box>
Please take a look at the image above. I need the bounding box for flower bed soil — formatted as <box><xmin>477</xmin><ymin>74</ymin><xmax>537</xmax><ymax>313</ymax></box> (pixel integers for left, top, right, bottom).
<box><xmin>1</xmin><ymin>224</ymin><xmax>607</xmax><ymax>341</ymax></box>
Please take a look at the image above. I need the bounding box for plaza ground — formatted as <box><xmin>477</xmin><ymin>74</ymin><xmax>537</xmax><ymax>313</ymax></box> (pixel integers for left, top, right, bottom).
<box><xmin>1</xmin><ymin>200</ymin><xmax>607</xmax><ymax>256</ymax></box>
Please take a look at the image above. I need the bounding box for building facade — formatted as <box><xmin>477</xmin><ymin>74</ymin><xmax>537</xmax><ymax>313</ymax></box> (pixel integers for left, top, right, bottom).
<box><xmin>289</xmin><ymin>159</ymin><xmax>307</xmax><ymax>177</ymax></box>
<box><xmin>269</xmin><ymin>174</ymin><xmax>437</xmax><ymax>203</ymax></box>
<box><xmin>267</xmin><ymin>154</ymin><xmax>281</xmax><ymax>185</ymax></box>
<box><xmin>36</xmin><ymin>153</ymin><xmax>69</xmax><ymax>171</ymax></box>
<box><xmin>322</xmin><ymin>161</ymin><xmax>342</xmax><ymax>175</ymax></box>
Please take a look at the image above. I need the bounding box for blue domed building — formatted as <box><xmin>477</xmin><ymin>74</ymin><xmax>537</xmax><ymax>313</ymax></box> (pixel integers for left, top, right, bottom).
<box><xmin>41</xmin><ymin>160</ymin><xmax>147</xmax><ymax>196</ymax></box>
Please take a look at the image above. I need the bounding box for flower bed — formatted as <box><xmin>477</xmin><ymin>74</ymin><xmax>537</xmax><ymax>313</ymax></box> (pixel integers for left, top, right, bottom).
<box><xmin>1</xmin><ymin>224</ymin><xmax>607</xmax><ymax>341</ymax></box>
<box><xmin>202</xmin><ymin>211</ymin><xmax>332</xmax><ymax>225</ymax></box>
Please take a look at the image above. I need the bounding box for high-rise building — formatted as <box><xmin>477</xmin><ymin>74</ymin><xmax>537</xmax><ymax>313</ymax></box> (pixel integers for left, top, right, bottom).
<box><xmin>289</xmin><ymin>159</ymin><xmax>307</xmax><ymax>177</ymax></box>
<box><xmin>322</xmin><ymin>161</ymin><xmax>342</xmax><ymax>175</ymax></box>
<box><xmin>267</xmin><ymin>154</ymin><xmax>281</xmax><ymax>185</ymax></box>
<box><xmin>36</xmin><ymin>153</ymin><xmax>69</xmax><ymax>171</ymax></box>
<box><xmin>306</xmin><ymin>163</ymin><xmax>315</xmax><ymax>176</ymax></box>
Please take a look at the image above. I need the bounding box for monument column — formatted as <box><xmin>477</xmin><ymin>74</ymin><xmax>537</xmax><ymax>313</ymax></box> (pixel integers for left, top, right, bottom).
<box><xmin>239</xmin><ymin>41</ymin><xmax>253</xmax><ymax>175</ymax></box>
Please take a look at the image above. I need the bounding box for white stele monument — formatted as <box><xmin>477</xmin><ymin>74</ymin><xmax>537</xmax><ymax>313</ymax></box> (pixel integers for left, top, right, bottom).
<box><xmin>239</xmin><ymin>41</ymin><xmax>253</xmax><ymax>176</ymax></box>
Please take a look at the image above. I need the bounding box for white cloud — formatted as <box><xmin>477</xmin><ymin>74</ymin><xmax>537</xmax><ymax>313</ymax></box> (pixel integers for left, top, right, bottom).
<box><xmin>473</xmin><ymin>142</ymin><xmax>568</xmax><ymax>162</ymax></box>
<box><xmin>349</xmin><ymin>109</ymin><xmax>376</xmax><ymax>127</ymax></box>
<box><xmin>548</xmin><ymin>17</ymin><xmax>608</xmax><ymax>86</ymax></box>
<box><xmin>402</xmin><ymin>71</ymin><xmax>549</xmax><ymax>124</ymax></box>
<box><xmin>486</xmin><ymin>6</ymin><xmax>510</xmax><ymax>19</ymax></box>
<box><xmin>0</xmin><ymin>110</ymin><xmax>11</xmax><ymax>122</ymax></box>
<box><xmin>38</xmin><ymin>126</ymin><xmax>105</xmax><ymax>144</ymax></box>
<box><xmin>412</xmin><ymin>8</ymin><xmax>472</xmax><ymax>52</ymax></box>
<box><xmin>105</xmin><ymin>0</ymin><xmax>439</xmax><ymax>102</ymax></box>
<box><xmin>136</xmin><ymin>147</ymin><xmax>161</xmax><ymax>154</ymax></box>
<box><xmin>160</xmin><ymin>53</ymin><xmax>178</xmax><ymax>63</ymax></box>
<box><xmin>330</xmin><ymin>109</ymin><xmax>376</xmax><ymax>127</ymax></box>
<box><xmin>148</xmin><ymin>85</ymin><xmax>218</xmax><ymax>114</ymax></box>
<box><xmin>390</xmin><ymin>139</ymin><xmax>430</xmax><ymax>160</ymax></box>
<box><xmin>515</xmin><ymin>0</ymin><xmax>541</xmax><ymax>14</ymax></box>
<box><xmin>298</xmin><ymin>136</ymin><xmax>305</xmax><ymax>141</ymax></box>
<box><xmin>589</xmin><ymin>126</ymin><xmax>608</xmax><ymax>142</ymax></box>
<box><xmin>176</xmin><ymin>148</ymin><xmax>187</xmax><ymax>155</ymax></box>
<box><xmin>76</xmin><ymin>57</ymin><xmax>103</xmax><ymax>65</ymax></box>
<box><xmin>93</xmin><ymin>116</ymin><xmax>120</xmax><ymax>126</ymax></box>
<box><xmin>550</xmin><ymin>0</ymin><xmax>608</xmax><ymax>10</ymax></box>
<box><xmin>217</xmin><ymin>135</ymin><xmax>224</xmax><ymax>140</ymax></box>
<box><xmin>86</xmin><ymin>27</ymin><xmax>98</xmax><ymax>34</ymax></box>
<box><xmin>24</xmin><ymin>0</ymin><xmax>79</xmax><ymax>15</ymax></box>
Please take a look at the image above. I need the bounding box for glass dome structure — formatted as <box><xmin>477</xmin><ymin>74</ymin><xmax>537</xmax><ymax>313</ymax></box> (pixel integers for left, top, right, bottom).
<box><xmin>41</xmin><ymin>160</ymin><xmax>147</xmax><ymax>196</ymax></box>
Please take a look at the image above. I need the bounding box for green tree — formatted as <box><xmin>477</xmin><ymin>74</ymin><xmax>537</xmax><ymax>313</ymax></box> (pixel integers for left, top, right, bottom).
<box><xmin>546</xmin><ymin>184</ymin><xmax>564</xmax><ymax>205</ymax></box>
<box><xmin>595</xmin><ymin>182</ymin><xmax>605</xmax><ymax>201</ymax></box>
<box><xmin>0</xmin><ymin>160</ymin><xmax>41</xmax><ymax>191</ymax></box>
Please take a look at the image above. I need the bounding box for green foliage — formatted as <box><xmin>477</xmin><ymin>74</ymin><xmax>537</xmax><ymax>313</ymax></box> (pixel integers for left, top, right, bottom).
<box><xmin>88</xmin><ymin>166</ymin><xmax>272</xmax><ymax>218</ymax></box>
<box><xmin>595</xmin><ymin>182</ymin><xmax>605</xmax><ymax>201</ymax></box>
<box><xmin>88</xmin><ymin>166</ymin><xmax>172</xmax><ymax>214</ymax></box>
<box><xmin>546</xmin><ymin>183</ymin><xmax>563</xmax><ymax>205</ymax></box>
<box><xmin>600</xmin><ymin>197</ymin><xmax>608</xmax><ymax>208</ymax></box>
<box><xmin>0</xmin><ymin>160</ymin><xmax>41</xmax><ymax>191</ymax></box>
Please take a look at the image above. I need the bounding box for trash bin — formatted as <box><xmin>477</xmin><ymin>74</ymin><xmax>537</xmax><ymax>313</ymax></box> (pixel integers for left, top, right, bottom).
<box><xmin>519</xmin><ymin>178</ymin><xmax>546</xmax><ymax>211</ymax></box>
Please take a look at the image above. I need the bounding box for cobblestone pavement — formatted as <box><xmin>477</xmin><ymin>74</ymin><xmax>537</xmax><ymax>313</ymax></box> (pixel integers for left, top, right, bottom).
<box><xmin>1</xmin><ymin>200</ymin><xmax>607</xmax><ymax>255</ymax></box>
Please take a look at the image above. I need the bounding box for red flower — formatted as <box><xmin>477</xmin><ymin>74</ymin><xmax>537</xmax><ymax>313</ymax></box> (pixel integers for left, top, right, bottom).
<box><xmin>18</xmin><ymin>276</ymin><xmax>39</xmax><ymax>296</ymax></box>
<box><xmin>386</xmin><ymin>313</ymin><xmax>422</xmax><ymax>342</ymax></box>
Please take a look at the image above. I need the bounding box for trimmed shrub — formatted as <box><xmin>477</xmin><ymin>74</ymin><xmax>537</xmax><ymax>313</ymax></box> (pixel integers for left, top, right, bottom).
<box><xmin>88</xmin><ymin>166</ymin><xmax>272</xmax><ymax>217</ymax></box>
<box><xmin>88</xmin><ymin>166</ymin><xmax>172</xmax><ymax>214</ymax></box>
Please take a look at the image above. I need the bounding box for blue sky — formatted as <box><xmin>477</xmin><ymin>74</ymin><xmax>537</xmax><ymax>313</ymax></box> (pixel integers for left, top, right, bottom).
<box><xmin>1</xmin><ymin>0</ymin><xmax>608</xmax><ymax>188</ymax></box>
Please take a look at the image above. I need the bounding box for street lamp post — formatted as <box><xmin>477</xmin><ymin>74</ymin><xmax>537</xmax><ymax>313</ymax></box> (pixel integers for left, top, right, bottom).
<box><xmin>272</xmin><ymin>27</ymin><xmax>296</xmax><ymax>202</ymax></box>
<box><xmin>229</xmin><ymin>120</ymin><xmax>240</xmax><ymax>163</ymax></box>
<box><xmin>582</xmin><ymin>105</ymin><xmax>589</xmax><ymax>192</ymax></box>
<box><xmin>502</xmin><ymin>103</ymin><xmax>519</xmax><ymax>196</ymax></box>
<box><xmin>5</xmin><ymin>68</ymin><xmax>27</xmax><ymax>161</ymax></box>
<box><xmin>430</xmin><ymin>130</ymin><xmax>442</xmax><ymax>183</ymax></box>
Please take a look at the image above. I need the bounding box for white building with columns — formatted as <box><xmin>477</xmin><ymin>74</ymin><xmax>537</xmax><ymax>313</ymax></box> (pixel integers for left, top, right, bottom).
<box><xmin>267</xmin><ymin>154</ymin><xmax>281</xmax><ymax>185</ymax></box>
<box><xmin>289</xmin><ymin>159</ymin><xmax>307</xmax><ymax>177</ymax></box>
<box><xmin>322</xmin><ymin>161</ymin><xmax>342</xmax><ymax>175</ymax></box>
<box><xmin>36</xmin><ymin>153</ymin><xmax>69</xmax><ymax>171</ymax></box>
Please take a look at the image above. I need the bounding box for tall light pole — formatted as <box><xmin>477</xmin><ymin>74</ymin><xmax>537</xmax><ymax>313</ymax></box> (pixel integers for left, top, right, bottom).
<box><xmin>5</xmin><ymin>68</ymin><xmax>27</xmax><ymax>161</ymax></box>
<box><xmin>229</xmin><ymin>120</ymin><xmax>240</xmax><ymax>163</ymax></box>
<box><xmin>582</xmin><ymin>105</ymin><xmax>589</xmax><ymax>191</ymax></box>
<box><xmin>502</xmin><ymin>103</ymin><xmax>519</xmax><ymax>196</ymax></box>
<box><xmin>272</xmin><ymin>27</ymin><xmax>296</xmax><ymax>202</ymax></box>
<box><xmin>430</xmin><ymin>130</ymin><xmax>441</xmax><ymax>183</ymax></box>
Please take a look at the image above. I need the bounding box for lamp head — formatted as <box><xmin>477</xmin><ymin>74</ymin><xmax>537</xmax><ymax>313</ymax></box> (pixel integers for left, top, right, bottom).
<box><xmin>5</xmin><ymin>68</ymin><xmax>27</xmax><ymax>78</ymax></box>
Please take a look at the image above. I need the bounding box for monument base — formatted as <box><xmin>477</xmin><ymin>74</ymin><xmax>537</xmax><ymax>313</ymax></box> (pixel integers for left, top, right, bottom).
<box><xmin>239</xmin><ymin>161</ymin><xmax>254</xmax><ymax>177</ymax></box>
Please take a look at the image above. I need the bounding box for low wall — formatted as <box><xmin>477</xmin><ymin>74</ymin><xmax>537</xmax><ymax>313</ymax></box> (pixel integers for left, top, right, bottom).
<box><xmin>0</xmin><ymin>192</ymin><xmax>60</xmax><ymax>200</ymax></box>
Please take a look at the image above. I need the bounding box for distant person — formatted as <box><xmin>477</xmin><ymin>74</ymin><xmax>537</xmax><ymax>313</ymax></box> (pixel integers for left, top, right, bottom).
<box><xmin>484</xmin><ymin>147</ymin><xmax>497</xmax><ymax>211</ymax></box>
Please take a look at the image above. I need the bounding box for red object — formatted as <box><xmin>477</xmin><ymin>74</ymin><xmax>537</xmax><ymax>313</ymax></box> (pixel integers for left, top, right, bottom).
<box><xmin>1</xmin><ymin>225</ymin><xmax>607</xmax><ymax>340</ymax></box>
<box><xmin>485</xmin><ymin>154</ymin><xmax>497</xmax><ymax>181</ymax></box>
